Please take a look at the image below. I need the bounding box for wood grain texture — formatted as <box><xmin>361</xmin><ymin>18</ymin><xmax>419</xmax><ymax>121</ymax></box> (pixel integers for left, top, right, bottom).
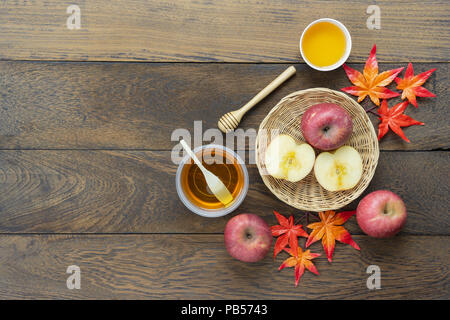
<box><xmin>0</xmin><ymin>0</ymin><xmax>448</xmax><ymax>301</ymax></box>
<box><xmin>0</xmin><ymin>62</ymin><xmax>447</xmax><ymax>150</ymax></box>
<box><xmin>0</xmin><ymin>234</ymin><xmax>448</xmax><ymax>299</ymax></box>
<box><xmin>0</xmin><ymin>0</ymin><xmax>449</xmax><ymax>62</ymax></box>
<box><xmin>0</xmin><ymin>150</ymin><xmax>448</xmax><ymax>234</ymax></box>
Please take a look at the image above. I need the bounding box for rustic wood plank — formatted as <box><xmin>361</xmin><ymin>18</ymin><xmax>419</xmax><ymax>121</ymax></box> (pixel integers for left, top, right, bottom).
<box><xmin>0</xmin><ymin>150</ymin><xmax>448</xmax><ymax>234</ymax></box>
<box><xmin>0</xmin><ymin>234</ymin><xmax>447</xmax><ymax>299</ymax></box>
<box><xmin>0</xmin><ymin>62</ymin><xmax>447</xmax><ymax>150</ymax></box>
<box><xmin>0</xmin><ymin>1</ymin><xmax>448</xmax><ymax>62</ymax></box>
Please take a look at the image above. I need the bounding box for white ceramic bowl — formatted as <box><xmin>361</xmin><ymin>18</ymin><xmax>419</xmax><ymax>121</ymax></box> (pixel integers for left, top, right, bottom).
<box><xmin>175</xmin><ymin>144</ymin><xmax>249</xmax><ymax>218</ymax></box>
<box><xmin>299</xmin><ymin>18</ymin><xmax>352</xmax><ymax>71</ymax></box>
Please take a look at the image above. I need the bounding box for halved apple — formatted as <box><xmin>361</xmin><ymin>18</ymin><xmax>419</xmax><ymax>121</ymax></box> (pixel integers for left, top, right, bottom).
<box><xmin>264</xmin><ymin>134</ymin><xmax>315</xmax><ymax>182</ymax></box>
<box><xmin>314</xmin><ymin>146</ymin><xmax>363</xmax><ymax>191</ymax></box>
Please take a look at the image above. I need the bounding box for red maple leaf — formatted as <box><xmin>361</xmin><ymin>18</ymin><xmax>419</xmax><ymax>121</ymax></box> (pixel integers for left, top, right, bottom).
<box><xmin>271</xmin><ymin>211</ymin><xmax>308</xmax><ymax>259</ymax></box>
<box><xmin>377</xmin><ymin>99</ymin><xmax>424</xmax><ymax>142</ymax></box>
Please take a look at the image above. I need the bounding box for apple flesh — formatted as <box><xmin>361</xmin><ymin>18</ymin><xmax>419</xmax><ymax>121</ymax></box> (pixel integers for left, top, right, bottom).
<box><xmin>301</xmin><ymin>103</ymin><xmax>353</xmax><ymax>151</ymax></box>
<box><xmin>224</xmin><ymin>213</ymin><xmax>272</xmax><ymax>263</ymax></box>
<box><xmin>265</xmin><ymin>134</ymin><xmax>315</xmax><ymax>182</ymax></box>
<box><xmin>356</xmin><ymin>190</ymin><xmax>407</xmax><ymax>238</ymax></box>
<box><xmin>314</xmin><ymin>145</ymin><xmax>363</xmax><ymax>191</ymax></box>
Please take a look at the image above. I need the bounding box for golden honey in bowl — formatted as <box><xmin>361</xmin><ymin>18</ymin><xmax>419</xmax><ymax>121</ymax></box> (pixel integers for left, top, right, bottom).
<box><xmin>301</xmin><ymin>21</ymin><xmax>348</xmax><ymax>68</ymax></box>
<box><xmin>180</xmin><ymin>147</ymin><xmax>245</xmax><ymax>210</ymax></box>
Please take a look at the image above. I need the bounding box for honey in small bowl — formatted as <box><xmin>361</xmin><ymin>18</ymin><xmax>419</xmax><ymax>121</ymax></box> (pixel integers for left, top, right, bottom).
<box><xmin>300</xmin><ymin>19</ymin><xmax>351</xmax><ymax>71</ymax></box>
<box><xmin>176</xmin><ymin>145</ymin><xmax>249</xmax><ymax>217</ymax></box>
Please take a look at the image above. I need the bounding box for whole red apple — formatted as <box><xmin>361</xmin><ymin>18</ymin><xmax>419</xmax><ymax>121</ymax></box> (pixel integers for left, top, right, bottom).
<box><xmin>356</xmin><ymin>190</ymin><xmax>407</xmax><ymax>238</ymax></box>
<box><xmin>224</xmin><ymin>213</ymin><xmax>272</xmax><ymax>263</ymax></box>
<box><xmin>301</xmin><ymin>103</ymin><xmax>353</xmax><ymax>151</ymax></box>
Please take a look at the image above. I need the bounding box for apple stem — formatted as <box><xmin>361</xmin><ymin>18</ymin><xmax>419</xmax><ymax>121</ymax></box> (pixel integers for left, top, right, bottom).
<box><xmin>296</xmin><ymin>212</ymin><xmax>319</xmax><ymax>226</ymax></box>
<box><xmin>298</xmin><ymin>212</ymin><xmax>317</xmax><ymax>224</ymax></box>
<box><xmin>364</xmin><ymin>105</ymin><xmax>378</xmax><ymax>116</ymax></box>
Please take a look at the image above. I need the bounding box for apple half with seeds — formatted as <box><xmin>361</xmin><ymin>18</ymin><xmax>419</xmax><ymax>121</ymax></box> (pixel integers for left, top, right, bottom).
<box><xmin>314</xmin><ymin>145</ymin><xmax>363</xmax><ymax>191</ymax></box>
<box><xmin>265</xmin><ymin>134</ymin><xmax>315</xmax><ymax>182</ymax></box>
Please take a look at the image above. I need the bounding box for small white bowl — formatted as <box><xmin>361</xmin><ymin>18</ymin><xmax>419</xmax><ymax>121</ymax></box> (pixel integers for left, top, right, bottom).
<box><xmin>299</xmin><ymin>18</ymin><xmax>352</xmax><ymax>71</ymax></box>
<box><xmin>175</xmin><ymin>144</ymin><xmax>249</xmax><ymax>218</ymax></box>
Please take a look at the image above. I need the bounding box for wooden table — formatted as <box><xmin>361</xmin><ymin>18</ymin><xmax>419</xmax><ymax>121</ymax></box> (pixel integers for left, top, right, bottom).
<box><xmin>0</xmin><ymin>0</ymin><xmax>448</xmax><ymax>299</ymax></box>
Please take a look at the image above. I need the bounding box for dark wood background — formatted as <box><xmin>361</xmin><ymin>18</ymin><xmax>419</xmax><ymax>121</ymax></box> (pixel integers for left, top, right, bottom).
<box><xmin>0</xmin><ymin>0</ymin><xmax>448</xmax><ymax>299</ymax></box>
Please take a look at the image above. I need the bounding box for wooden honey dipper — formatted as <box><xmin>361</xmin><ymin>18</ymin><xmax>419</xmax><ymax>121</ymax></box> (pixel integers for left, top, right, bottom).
<box><xmin>218</xmin><ymin>66</ymin><xmax>296</xmax><ymax>133</ymax></box>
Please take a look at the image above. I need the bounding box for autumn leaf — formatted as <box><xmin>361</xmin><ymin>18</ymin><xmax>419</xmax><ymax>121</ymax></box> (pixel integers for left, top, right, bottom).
<box><xmin>341</xmin><ymin>45</ymin><xmax>404</xmax><ymax>106</ymax></box>
<box><xmin>306</xmin><ymin>210</ymin><xmax>359</xmax><ymax>263</ymax></box>
<box><xmin>279</xmin><ymin>246</ymin><xmax>320</xmax><ymax>287</ymax></box>
<box><xmin>377</xmin><ymin>99</ymin><xmax>424</xmax><ymax>143</ymax></box>
<box><xmin>271</xmin><ymin>211</ymin><xmax>308</xmax><ymax>259</ymax></box>
<box><xmin>395</xmin><ymin>62</ymin><xmax>436</xmax><ymax>108</ymax></box>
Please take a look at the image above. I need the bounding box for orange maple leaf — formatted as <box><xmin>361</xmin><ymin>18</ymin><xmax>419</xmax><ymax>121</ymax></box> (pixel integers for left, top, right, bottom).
<box><xmin>395</xmin><ymin>62</ymin><xmax>436</xmax><ymax>108</ymax></box>
<box><xmin>377</xmin><ymin>99</ymin><xmax>424</xmax><ymax>143</ymax></box>
<box><xmin>306</xmin><ymin>210</ymin><xmax>359</xmax><ymax>263</ymax></box>
<box><xmin>279</xmin><ymin>246</ymin><xmax>320</xmax><ymax>287</ymax></box>
<box><xmin>342</xmin><ymin>45</ymin><xmax>403</xmax><ymax>106</ymax></box>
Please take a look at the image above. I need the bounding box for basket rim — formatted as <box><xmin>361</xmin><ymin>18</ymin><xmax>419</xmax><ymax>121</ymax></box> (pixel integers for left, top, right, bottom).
<box><xmin>255</xmin><ymin>88</ymin><xmax>380</xmax><ymax>212</ymax></box>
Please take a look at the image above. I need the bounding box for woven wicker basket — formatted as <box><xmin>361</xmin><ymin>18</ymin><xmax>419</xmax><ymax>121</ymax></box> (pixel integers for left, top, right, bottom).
<box><xmin>255</xmin><ymin>88</ymin><xmax>379</xmax><ymax>212</ymax></box>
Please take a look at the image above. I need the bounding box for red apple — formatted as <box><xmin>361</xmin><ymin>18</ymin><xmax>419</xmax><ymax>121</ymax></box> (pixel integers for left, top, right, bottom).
<box><xmin>356</xmin><ymin>190</ymin><xmax>407</xmax><ymax>238</ymax></box>
<box><xmin>301</xmin><ymin>103</ymin><xmax>353</xmax><ymax>151</ymax></box>
<box><xmin>224</xmin><ymin>213</ymin><xmax>272</xmax><ymax>263</ymax></box>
